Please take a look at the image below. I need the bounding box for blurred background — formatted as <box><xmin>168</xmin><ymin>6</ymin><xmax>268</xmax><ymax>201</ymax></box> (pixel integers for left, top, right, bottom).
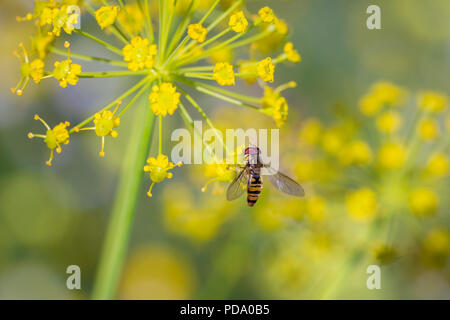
<box><xmin>0</xmin><ymin>0</ymin><xmax>449</xmax><ymax>299</ymax></box>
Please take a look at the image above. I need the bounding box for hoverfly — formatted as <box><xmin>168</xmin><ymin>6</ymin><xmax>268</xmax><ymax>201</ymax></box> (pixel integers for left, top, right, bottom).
<box><xmin>226</xmin><ymin>146</ymin><xmax>304</xmax><ymax>206</ymax></box>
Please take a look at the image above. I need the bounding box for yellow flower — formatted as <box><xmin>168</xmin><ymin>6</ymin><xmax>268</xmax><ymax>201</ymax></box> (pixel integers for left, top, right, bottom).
<box><xmin>53</xmin><ymin>59</ymin><xmax>81</xmax><ymax>88</ymax></box>
<box><xmin>426</xmin><ymin>152</ymin><xmax>448</xmax><ymax>177</ymax></box>
<box><xmin>32</xmin><ymin>29</ymin><xmax>55</xmax><ymax>60</ymax></box>
<box><xmin>417</xmin><ymin>118</ymin><xmax>440</xmax><ymax>141</ymax></box>
<box><xmin>238</xmin><ymin>60</ymin><xmax>257</xmax><ymax>84</ymax></box>
<box><xmin>94</xmin><ymin>109</ymin><xmax>121</xmax><ymax>157</ymax></box>
<box><xmin>359</xmin><ymin>81</ymin><xmax>407</xmax><ymax>116</ymax></box>
<box><xmin>48</xmin><ymin>5</ymin><xmax>80</xmax><ymax>36</ymax></box>
<box><xmin>117</xmin><ymin>4</ymin><xmax>145</xmax><ymax>34</ymax></box>
<box><xmin>204</xmin><ymin>163</ymin><xmax>235</xmax><ymax>183</ymax></box>
<box><xmin>257</xmin><ymin>57</ymin><xmax>275</xmax><ymax>82</ymax></box>
<box><xmin>371</xmin><ymin>81</ymin><xmax>407</xmax><ymax>107</ymax></box>
<box><xmin>274</xmin><ymin>18</ymin><xmax>289</xmax><ymax>35</ymax></box>
<box><xmin>28</xmin><ymin>115</ymin><xmax>70</xmax><ymax>166</ymax></box>
<box><xmin>422</xmin><ymin>229</ymin><xmax>450</xmax><ymax>268</ymax></box>
<box><xmin>213</xmin><ymin>62</ymin><xmax>235</xmax><ymax>86</ymax></box>
<box><xmin>16</xmin><ymin>0</ymin><xmax>57</xmax><ymax>24</ymax></box>
<box><xmin>202</xmin><ymin>162</ymin><xmax>235</xmax><ymax>194</ymax></box>
<box><xmin>14</xmin><ymin>58</ymin><xmax>44</xmax><ymax>93</ymax></box>
<box><xmin>187</xmin><ymin>23</ymin><xmax>208</xmax><ymax>43</ymax></box>
<box><xmin>144</xmin><ymin>154</ymin><xmax>182</xmax><ymax>197</ymax></box>
<box><xmin>321</xmin><ymin>127</ymin><xmax>345</xmax><ymax>155</ymax></box>
<box><xmin>376</xmin><ymin>110</ymin><xmax>402</xmax><ymax>133</ymax></box>
<box><xmin>346</xmin><ymin>188</ymin><xmax>378</xmax><ymax>222</ymax></box>
<box><xmin>261</xmin><ymin>86</ymin><xmax>290</xmax><ymax>127</ymax></box>
<box><xmin>229</xmin><ymin>10</ymin><xmax>248</xmax><ymax>33</ymax></box>
<box><xmin>305</xmin><ymin>196</ymin><xmax>327</xmax><ymax>222</ymax></box>
<box><xmin>12</xmin><ymin>43</ymin><xmax>45</xmax><ymax>95</ymax></box>
<box><xmin>418</xmin><ymin>91</ymin><xmax>447</xmax><ymax>113</ymax></box>
<box><xmin>258</xmin><ymin>6</ymin><xmax>275</xmax><ymax>23</ymax></box>
<box><xmin>29</xmin><ymin>59</ymin><xmax>45</xmax><ymax>83</ymax></box>
<box><xmin>120</xmin><ymin>245</ymin><xmax>194</xmax><ymax>299</ymax></box>
<box><xmin>284</xmin><ymin>42</ymin><xmax>301</xmax><ymax>63</ymax></box>
<box><xmin>299</xmin><ymin>118</ymin><xmax>322</xmax><ymax>145</ymax></box>
<box><xmin>149</xmin><ymin>83</ymin><xmax>180</xmax><ymax>116</ymax></box>
<box><xmin>378</xmin><ymin>142</ymin><xmax>406</xmax><ymax>169</ymax></box>
<box><xmin>359</xmin><ymin>94</ymin><xmax>383</xmax><ymax>116</ymax></box>
<box><xmin>339</xmin><ymin>140</ymin><xmax>373</xmax><ymax>166</ymax></box>
<box><xmin>51</xmin><ymin>41</ymin><xmax>81</xmax><ymax>88</ymax></box>
<box><xmin>95</xmin><ymin>5</ymin><xmax>120</xmax><ymax>30</ymax></box>
<box><xmin>39</xmin><ymin>7</ymin><xmax>54</xmax><ymax>26</ymax></box>
<box><xmin>409</xmin><ymin>188</ymin><xmax>438</xmax><ymax>216</ymax></box>
<box><xmin>123</xmin><ymin>36</ymin><xmax>157</xmax><ymax>71</ymax></box>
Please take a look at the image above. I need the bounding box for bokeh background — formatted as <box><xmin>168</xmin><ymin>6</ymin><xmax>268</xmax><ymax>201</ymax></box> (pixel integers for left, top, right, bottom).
<box><xmin>0</xmin><ymin>0</ymin><xmax>449</xmax><ymax>299</ymax></box>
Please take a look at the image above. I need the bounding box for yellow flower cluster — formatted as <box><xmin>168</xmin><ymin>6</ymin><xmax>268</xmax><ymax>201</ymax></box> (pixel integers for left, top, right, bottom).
<box><xmin>229</xmin><ymin>11</ymin><xmax>248</xmax><ymax>33</ymax></box>
<box><xmin>95</xmin><ymin>5</ymin><xmax>120</xmax><ymax>30</ymax></box>
<box><xmin>28</xmin><ymin>115</ymin><xmax>71</xmax><ymax>166</ymax></box>
<box><xmin>16</xmin><ymin>1</ymin><xmax>302</xmax><ymax>196</ymax></box>
<box><xmin>52</xmin><ymin>42</ymin><xmax>82</xmax><ymax>88</ymax></box>
<box><xmin>359</xmin><ymin>81</ymin><xmax>407</xmax><ymax>116</ymax></box>
<box><xmin>297</xmin><ymin>82</ymin><xmax>448</xmax><ymax>225</ymax></box>
<box><xmin>144</xmin><ymin>154</ymin><xmax>182</xmax><ymax>197</ymax></box>
<box><xmin>188</xmin><ymin>24</ymin><xmax>208</xmax><ymax>43</ymax></box>
<box><xmin>17</xmin><ymin>1</ymin><xmax>80</xmax><ymax>37</ymax></box>
<box><xmin>149</xmin><ymin>83</ymin><xmax>181</xmax><ymax>116</ymax></box>
<box><xmin>123</xmin><ymin>36</ymin><xmax>157</xmax><ymax>71</ymax></box>
<box><xmin>261</xmin><ymin>82</ymin><xmax>297</xmax><ymax>127</ymax></box>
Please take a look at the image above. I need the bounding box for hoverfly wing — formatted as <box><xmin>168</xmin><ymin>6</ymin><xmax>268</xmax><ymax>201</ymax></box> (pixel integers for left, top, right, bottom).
<box><xmin>226</xmin><ymin>169</ymin><xmax>248</xmax><ymax>201</ymax></box>
<box><xmin>265</xmin><ymin>167</ymin><xmax>305</xmax><ymax>197</ymax></box>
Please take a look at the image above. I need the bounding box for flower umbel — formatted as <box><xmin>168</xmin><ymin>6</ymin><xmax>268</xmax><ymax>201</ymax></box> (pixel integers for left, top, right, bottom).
<box><xmin>123</xmin><ymin>36</ymin><xmax>157</xmax><ymax>71</ymax></box>
<box><xmin>149</xmin><ymin>83</ymin><xmax>180</xmax><ymax>116</ymax></box>
<box><xmin>17</xmin><ymin>1</ymin><xmax>302</xmax><ymax>183</ymax></box>
<box><xmin>144</xmin><ymin>154</ymin><xmax>182</xmax><ymax>197</ymax></box>
<box><xmin>213</xmin><ymin>62</ymin><xmax>235</xmax><ymax>86</ymax></box>
<box><xmin>228</xmin><ymin>10</ymin><xmax>248</xmax><ymax>33</ymax></box>
<box><xmin>95</xmin><ymin>5</ymin><xmax>120</xmax><ymax>30</ymax></box>
<box><xmin>11</xmin><ymin>43</ymin><xmax>45</xmax><ymax>95</ymax></box>
<box><xmin>28</xmin><ymin>115</ymin><xmax>70</xmax><ymax>166</ymax></box>
<box><xmin>188</xmin><ymin>24</ymin><xmax>208</xmax><ymax>43</ymax></box>
<box><xmin>284</xmin><ymin>42</ymin><xmax>301</xmax><ymax>63</ymax></box>
<box><xmin>52</xmin><ymin>41</ymin><xmax>81</xmax><ymax>88</ymax></box>
<box><xmin>257</xmin><ymin>57</ymin><xmax>275</xmax><ymax>82</ymax></box>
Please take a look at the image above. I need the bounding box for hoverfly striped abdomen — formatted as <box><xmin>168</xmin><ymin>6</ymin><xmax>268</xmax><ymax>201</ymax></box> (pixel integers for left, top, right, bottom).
<box><xmin>247</xmin><ymin>172</ymin><xmax>262</xmax><ymax>207</ymax></box>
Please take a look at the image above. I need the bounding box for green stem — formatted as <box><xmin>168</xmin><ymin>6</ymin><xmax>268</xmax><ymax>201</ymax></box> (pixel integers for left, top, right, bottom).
<box><xmin>75</xmin><ymin>29</ymin><xmax>124</xmax><ymax>56</ymax></box>
<box><xmin>78</xmin><ymin>70</ymin><xmax>150</xmax><ymax>78</ymax></box>
<box><xmin>176</xmin><ymin>85</ymin><xmax>229</xmax><ymax>153</ymax></box>
<box><xmin>176</xmin><ymin>77</ymin><xmax>260</xmax><ymax>110</ymax></box>
<box><xmin>159</xmin><ymin>115</ymin><xmax>162</xmax><ymax>154</ymax></box>
<box><xmin>50</xmin><ymin>47</ymin><xmax>127</xmax><ymax>67</ymax></box>
<box><xmin>70</xmin><ymin>76</ymin><xmax>150</xmax><ymax>133</ymax></box>
<box><xmin>92</xmin><ymin>86</ymin><xmax>156</xmax><ymax>299</ymax></box>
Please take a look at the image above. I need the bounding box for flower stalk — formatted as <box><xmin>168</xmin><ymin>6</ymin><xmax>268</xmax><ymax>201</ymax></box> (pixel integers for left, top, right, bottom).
<box><xmin>92</xmin><ymin>85</ymin><xmax>156</xmax><ymax>300</ymax></box>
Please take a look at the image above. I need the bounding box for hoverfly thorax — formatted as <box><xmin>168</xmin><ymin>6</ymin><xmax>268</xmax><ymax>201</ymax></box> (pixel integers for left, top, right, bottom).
<box><xmin>244</xmin><ymin>146</ymin><xmax>261</xmax><ymax>166</ymax></box>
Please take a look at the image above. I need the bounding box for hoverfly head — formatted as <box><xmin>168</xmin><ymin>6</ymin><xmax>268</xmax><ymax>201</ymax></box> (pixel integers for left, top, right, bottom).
<box><xmin>244</xmin><ymin>146</ymin><xmax>261</xmax><ymax>155</ymax></box>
